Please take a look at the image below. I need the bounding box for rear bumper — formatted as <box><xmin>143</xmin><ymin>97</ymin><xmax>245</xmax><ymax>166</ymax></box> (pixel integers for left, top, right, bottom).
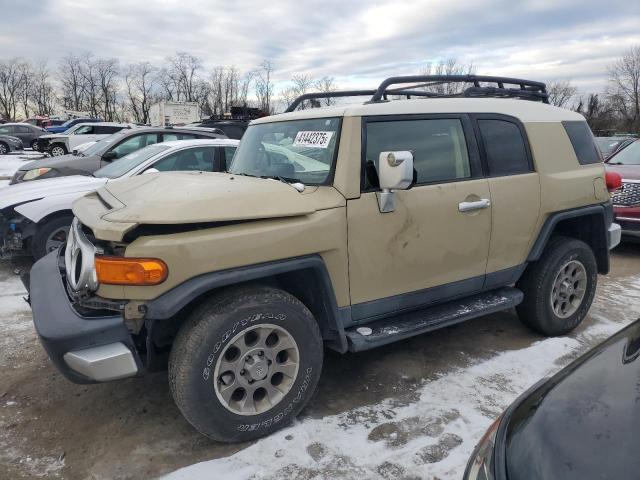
<box><xmin>613</xmin><ymin>205</ymin><xmax>640</xmax><ymax>237</ymax></box>
<box><xmin>29</xmin><ymin>250</ymin><xmax>141</xmax><ymax>383</ymax></box>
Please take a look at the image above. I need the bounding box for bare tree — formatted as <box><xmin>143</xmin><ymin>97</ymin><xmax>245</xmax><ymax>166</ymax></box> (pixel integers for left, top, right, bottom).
<box><xmin>125</xmin><ymin>62</ymin><xmax>157</xmax><ymax>123</ymax></box>
<box><xmin>607</xmin><ymin>44</ymin><xmax>640</xmax><ymax>132</ymax></box>
<box><xmin>30</xmin><ymin>62</ymin><xmax>56</xmax><ymax>115</ymax></box>
<box><xmin>547</xmin><ymin>80</ymin><xmax>578</xmax><ymax>108</ymax></box>
<box><xmin>420</xmin><ymin>59</ymin><xmax>475</xmax><ymax>94</ymax></box>
<box><xmin>167</xmin><ymin>52</ymin><xmax>202</xmax><ymax>102</ymax></box>
<box><xmin>255</xmin><ymin>60</ymin><xmax>274</xmax><ymax>114</ymax></box>
<box><xmin>58</xmin><ymin>54</ymin><xmax>86</xmax><ymax>111</ymax></box>
<box><xmin>315</xmin><ymin>76</ymin><xmax>337</xmax><ymax>106</ymax></box>
<box><xmin>0</xmin><ymin>58</ymin><xmax>25</xmax><ymax>120</ymax></box>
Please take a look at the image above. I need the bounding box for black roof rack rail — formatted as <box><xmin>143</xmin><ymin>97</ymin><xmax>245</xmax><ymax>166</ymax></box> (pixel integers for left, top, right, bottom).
<box><xmin>285</xmin><ymin>88</ymin><xmax>443</xmax><ymax>113</ymax></box>
<box><xmin>370</xmin><ymin>75</ymin><xmax>549</xmax><ymax>103</ymax></box>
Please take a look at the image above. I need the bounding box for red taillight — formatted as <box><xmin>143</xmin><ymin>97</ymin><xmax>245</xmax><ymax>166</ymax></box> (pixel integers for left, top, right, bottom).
<box><xmin>605</xmin><ymin>171</ymin><xmax>622</xmax><ymax>192</ymax></box>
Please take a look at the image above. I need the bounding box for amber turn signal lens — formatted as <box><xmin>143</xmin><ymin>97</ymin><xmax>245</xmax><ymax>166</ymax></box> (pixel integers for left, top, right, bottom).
<box><xmin>95</xmin><ymin>256</ymin><xmax>168</xmax><ymax>286</ymax></box>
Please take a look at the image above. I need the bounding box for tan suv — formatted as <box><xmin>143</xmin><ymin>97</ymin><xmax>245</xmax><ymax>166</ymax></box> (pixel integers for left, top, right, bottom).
<box><xmin>27</xmin><ymin>75</ymin><xmax>621</xmax><ymax>443</ymax></box>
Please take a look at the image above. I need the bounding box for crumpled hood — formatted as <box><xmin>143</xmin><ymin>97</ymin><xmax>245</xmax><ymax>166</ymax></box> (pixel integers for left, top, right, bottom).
<box><xmin>99</xmin><ymin>171</ymin><xmax>346</xmax><ymax>224</ymax></box>
<box><xmin>0</xmin><ymin>175</ymin><xmax>106</xmax><ymax>210</ymax></box>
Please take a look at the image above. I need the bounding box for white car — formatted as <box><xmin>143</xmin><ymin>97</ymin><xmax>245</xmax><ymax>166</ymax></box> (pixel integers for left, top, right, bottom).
<box><xmin>0</xmin><ymin>138</ymin><xmax>239</xmax><ymax>259</ymax></box>
<box><xmin>39</xmin><ymin>122</ymin><xmax>134</xmax><ymax>157</ymax></box>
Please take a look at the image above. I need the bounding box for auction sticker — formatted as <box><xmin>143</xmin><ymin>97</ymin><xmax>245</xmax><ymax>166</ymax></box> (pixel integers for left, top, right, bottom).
<box><xmin>293</xmin><ymin>131</ymin><xmax>334</xmax><ymax>148</ymax></box>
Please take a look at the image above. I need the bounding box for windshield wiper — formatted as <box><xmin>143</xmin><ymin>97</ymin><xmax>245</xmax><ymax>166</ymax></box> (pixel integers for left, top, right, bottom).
<box><xmin>262</xmin><ymin>175</ymin><xmax>306</xmax><ymax>192</ymax></box>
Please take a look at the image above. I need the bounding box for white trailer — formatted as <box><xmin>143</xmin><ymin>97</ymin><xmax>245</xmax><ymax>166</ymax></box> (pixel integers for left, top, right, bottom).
<box><xmin>149</xmin><ymin>101</ymin><xmax>199</xmax><ymax>127</ymax></box>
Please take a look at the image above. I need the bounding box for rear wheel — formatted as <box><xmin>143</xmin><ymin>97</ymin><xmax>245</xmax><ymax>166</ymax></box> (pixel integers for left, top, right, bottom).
<box><xmin>30</xmin><ymin>139</ymin><xmax>38</xmax><ymax>150</ymax></box>
<box><xmin>169</xmin><ymin>286</ymin><xmax>323</xmax><ymax>442</ymax></box>
<box><xmin>32</xmin><ymin>215</ymin><xmax>73</xmax><ymax>260</ymax></box>
<box><xmin>48</xmin><ymin>143</ymin><xmax>67</xmax><ymax>157</ymax></box>
<box><xmin>516</xmin><ymin>236</ymin><xmax>597</xmax><ymax>336</ymax></box>
<box><xmin>0</xmin><ymin>142</ymin><xmax>8</xmax><ymax>155</ymax></box>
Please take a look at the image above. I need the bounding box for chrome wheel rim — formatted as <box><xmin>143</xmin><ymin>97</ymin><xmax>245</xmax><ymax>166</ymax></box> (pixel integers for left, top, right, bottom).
<box><xmin>550</xmin><ymin>259</ymin><xmax>587</xmax><ymax>318</ymax></box>
<box><xmin>51</xmin><ymin>146</ymin><xmax>65</xmax><ymax>156</ymax></box>
<box><xmin>213</xmin><ymin>323</ymin><xmax>299</xmax><ymax>416</ymax></box>
<box><xmin>45</xmin><ymin>226</ymin><xmax>70</xmax><ymax>253</ymax></box>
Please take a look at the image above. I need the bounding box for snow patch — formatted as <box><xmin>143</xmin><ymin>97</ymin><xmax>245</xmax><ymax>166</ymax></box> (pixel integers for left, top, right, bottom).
<box><xmin>163</xmin><ymin>288</ymin><xmax>636</xmax><ymax>480</ymax></box>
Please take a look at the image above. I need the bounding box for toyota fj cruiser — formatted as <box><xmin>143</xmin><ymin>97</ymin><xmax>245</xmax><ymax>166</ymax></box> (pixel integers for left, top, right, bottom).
<box><xmin>27</xmin><ymin>75</ymin><xmax>621</xmax><ymax>443</ymax></box>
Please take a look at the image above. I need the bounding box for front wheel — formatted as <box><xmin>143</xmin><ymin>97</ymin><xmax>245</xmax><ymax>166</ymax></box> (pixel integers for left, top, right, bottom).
<box><xmin>48</xmin><ymin>143</ymin><xmax>67</xmax><ymax>157</ymax></box>
<box><xmin>32</xmin><ymin>215</ymin><xmax>73</xmax><ymax>260</ymax></box>
<box><xmin>169</xmin><ymin>286</ymin><xmax>323</xmax><ymax>442</ymax></box>
<box><xmin>516</xmin><ymin>236</ymin><xmax>597</xmax><ymax>336</ymax></box>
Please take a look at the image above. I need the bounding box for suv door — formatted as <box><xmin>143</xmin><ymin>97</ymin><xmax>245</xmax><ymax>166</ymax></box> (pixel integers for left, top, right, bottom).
<box><xmin>69</xmin><ymin>125</ymin><xmax>98</xmax><ymax>149</ymax></box>
<box><xmin>102</xmin><ymin>133</ymin><xmax>161</xmax><ymax>166</ymax></box>
<box><xmin>471</xmin><ymin>115</ymin><xmax>541</xmax><ymax>286</ymax></box>
<box><xmin>346</xmin><ymin>115</ymin><xmax>491</xmax><ymax>322</ymax></box>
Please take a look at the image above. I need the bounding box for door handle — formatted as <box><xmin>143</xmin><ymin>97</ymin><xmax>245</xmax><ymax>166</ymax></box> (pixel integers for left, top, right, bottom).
<box><xmin>458</xmin><ymin>198</ymin><xmax>491</xmax><ymax>212</ymax></box>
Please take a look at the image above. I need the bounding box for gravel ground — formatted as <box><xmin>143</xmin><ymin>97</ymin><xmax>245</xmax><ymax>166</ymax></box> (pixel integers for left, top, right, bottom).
<box><xmin>0</xmin><ymin>246</ymin><xmax>638</xmax><ymax>480</ymax></box>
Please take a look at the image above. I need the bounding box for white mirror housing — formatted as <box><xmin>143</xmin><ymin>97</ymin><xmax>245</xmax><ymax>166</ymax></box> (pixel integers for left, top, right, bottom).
<box><xmin>376</xmin><ymin>151</ymin><xmax>414</xmax><ymax>213</ymax></box>
<box><xmin>143</xmin><ymin>167</ymin><xmax>160</xmax><ymax>175</ymax></box>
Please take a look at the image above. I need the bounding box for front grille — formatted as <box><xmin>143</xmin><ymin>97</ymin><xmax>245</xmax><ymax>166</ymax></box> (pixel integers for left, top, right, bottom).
<box><xmin>611</xmin><ymin>182</ymin><xmax>640</xmax><ymax>206</ymax></box>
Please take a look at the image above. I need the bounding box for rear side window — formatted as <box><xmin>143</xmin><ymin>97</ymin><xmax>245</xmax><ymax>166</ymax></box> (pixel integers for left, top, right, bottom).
<box><xmin>478</xmin><ymin>119</ymin><xmax>531</xmax><ymax>176</ymax></box>
<box><xmin>365</xmin><ymin>118</ymin><xmax>471</xmax><ymax>186</ymax></box>
<box><xmin>563</xmin><ymin>121</ymin><xmax>602</xmax><ymax>164</ymax></box>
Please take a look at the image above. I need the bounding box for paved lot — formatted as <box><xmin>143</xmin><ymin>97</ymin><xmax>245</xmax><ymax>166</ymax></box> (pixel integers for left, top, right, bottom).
<box><xmin>0</xmin><ymin>243</ymin><xmax>638</xmax><ymax>479</ymax></box>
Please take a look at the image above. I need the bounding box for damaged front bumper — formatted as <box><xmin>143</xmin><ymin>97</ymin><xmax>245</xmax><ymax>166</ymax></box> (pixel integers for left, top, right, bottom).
<box><xmin>29</xmin><ymin>250</ymin><xmax>142</xmax><ymax>383</ymax></box>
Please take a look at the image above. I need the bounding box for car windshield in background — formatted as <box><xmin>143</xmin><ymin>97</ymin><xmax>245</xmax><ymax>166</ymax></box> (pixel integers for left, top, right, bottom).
<box><xmin>228</xmin><ymin>117</ymin><xmax>340</xmax><ymax>185</ymax></box>
<box><xmin>94</xmin><ymin>144</ymin><xmax>170</xmax><ymax>178</ymax></box>
<box><xmin>608</xmin><ymin>140</ymin><xmax>640</xmax><ymax>165</ymax></box>
<box><xmin>82</xmin><ymin>132</ymin><xmax>128</xmax><ymax>157</ymax></box>
<box><xmin>596</xmin><ymin>138</ymin><xmax>625</xmax><ymax>156</ymax></box>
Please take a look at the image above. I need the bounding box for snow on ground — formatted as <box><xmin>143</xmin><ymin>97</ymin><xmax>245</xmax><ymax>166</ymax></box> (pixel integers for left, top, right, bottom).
<box><xmin>0</xmin><ymin>151</ymin><xmax>43</xmax><ymax>179</ymax></box>
<box><xmin>164</xmin><ymin>281</ymin><xmax>640</xmax><ymax>480</ymax></box>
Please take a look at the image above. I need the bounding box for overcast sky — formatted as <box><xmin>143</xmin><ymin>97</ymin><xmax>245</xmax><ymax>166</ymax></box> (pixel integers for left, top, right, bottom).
<box><xmin>1</xmin><ymin>0</ymin><xmax>639</xmax><ymax>94</ymax></box>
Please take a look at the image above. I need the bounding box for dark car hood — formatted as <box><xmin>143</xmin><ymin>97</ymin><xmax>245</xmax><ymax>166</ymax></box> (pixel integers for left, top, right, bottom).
<box><xmin>19</xmin><ymin>153</ymin><xmax>101</xmax><ymax>175</ymax></box>
<box><xmin>605</xmin><ymin>163</ymin><xmax>640</xmax><ymax>181</ymax></box>
<box><xmin>503</xmin><ymin>320</ymin><xmax>640</xmax><ymax>480</ymax></box>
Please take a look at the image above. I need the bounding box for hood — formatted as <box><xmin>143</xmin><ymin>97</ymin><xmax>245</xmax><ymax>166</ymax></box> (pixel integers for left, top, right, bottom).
<box><xmin>40</xmin><ymin>133</ymin><xmax>65</xmax><ymax>140</ymax></box>
<box><xmin>502</xmin><ymin>320</ymin><xmax>640</xmax><ymax>480</ymax></box>
<box><xmin>98</xmin><ymin>171</ymin><xmax>346</xmax><ymax>224</ymax></box>
<box><xmin>0</xmin><ymin>175</ymin><xmax>106</xmax><ymax>210</ymax></box>
<box><xmin>19</xmin><ymin>153</ymin><xmax>98</xmax><ymax>172</ymax></box>
<box><xmin>605</xmin><ymin>163</ymin><xmax>640</xmax><ymax>181</ymax></box>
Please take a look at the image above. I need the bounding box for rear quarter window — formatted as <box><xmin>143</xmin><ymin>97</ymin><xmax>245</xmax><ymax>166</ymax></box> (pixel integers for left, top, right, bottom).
<box><xmin>562</xmin><ymin>121</ymin><xmax>602</xmax><ymax>165</ymax></box>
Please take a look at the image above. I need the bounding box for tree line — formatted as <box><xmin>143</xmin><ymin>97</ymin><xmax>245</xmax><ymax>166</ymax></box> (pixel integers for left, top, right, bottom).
<box><xmin>0</xmin><ymin>46</ymin><xmax>638</xmax><ymax>134</ymax></box>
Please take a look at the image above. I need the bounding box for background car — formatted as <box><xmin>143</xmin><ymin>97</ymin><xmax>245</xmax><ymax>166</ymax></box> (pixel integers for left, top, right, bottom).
<box><xmin>45</xmin><ymin>117</ymin><xmax>101</xmax><ymax>134</ymax></box>
<box><xmin>0</xmin><ymin>135</ymin><xmax>24</xmax><ymax>154</ymax></box>
<box><xmin>465</xmin><ymin>318</ymin><xmax>640</xmax><ymax>480</ymax></box>
<box><xmin>595</xmin><ymin>136</ymin><xmax>635</xmax><ymax>159</ymax></box>
<box><xmin>605</xmin><ymin>139</ymin><xmax>640</xmax><ymax>237</ymax></box>
<box><xmin>12</xmin><ymin>126</ymin><xmax>228</xmax><ymax>183</ymax></box>
<box><xmin>189</xmin><ymin>118</ymin><xmax>248</xmax><ymax>139</ymax></box>
<box><xmin>0</xmin><ymin>122</ymin><xmax>47</xmax><ymax>150</ymax></box>
<box><xmin>36</xmin><ymin>122</ymin><xmax>133</xmax><ymax>156</ymax></box>
<box><xmin>0</xmin><ymin>139</ymin><xmax>239</xmax><ymax>259</ymax></box>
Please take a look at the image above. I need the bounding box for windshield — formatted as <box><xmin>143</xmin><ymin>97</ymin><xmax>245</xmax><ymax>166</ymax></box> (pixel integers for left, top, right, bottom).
<box><xmin>94</xmin><ymin>144</ymin><xmax>170</xmax><ymax>178</ymax></box>
<box><xmin>81</xmin><ymin>131</ymin><xmax>128</xmax><ymax>157</ymax></box>
<box><xmin>596</xmin><ymin>138</ymin><xmax>625</xmax><ymax>156</ymax></box>
<box><xmin>608</xmin><ymin>140</ymin><xmax>640</xmax><ymax>165</ymax></box>
<box><xmin>229</xmin><ymin>117</ymin><xmax>340</xmax><ymax>184</ymax></box>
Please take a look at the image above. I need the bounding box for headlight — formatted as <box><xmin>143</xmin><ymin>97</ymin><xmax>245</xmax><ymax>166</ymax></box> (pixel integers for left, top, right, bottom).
<box><xmin>23</xmin><ymin>167</ymin><xmax>52</xmax><ymax>181</ymax></box>
<box><xmin>463</xmin><ymin>415</ymin><xmax>502</xmax><ymax>480</ymax></box>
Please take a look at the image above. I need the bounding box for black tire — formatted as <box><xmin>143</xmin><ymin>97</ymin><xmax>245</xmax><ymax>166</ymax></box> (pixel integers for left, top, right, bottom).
<box><xmin>0</xmin><ymin>142</ymin><xmax>8</xmax><ymax>155</ymax></box>
<box><xmin>169</xmin><ymin>285</ymin><xmax>323</xmax><ymax>443</ymax></box>
<box><xmin>30</xmin><ymin>139</ymin><xmax>38</xmax><ymax>150</ymax></box>
<box><xmin>32</xmin><ymin>215</ymin><xmax>73</xmax><ymax>260</ymax></box>
<box><xmin>516</xmin><ymin>236</ymin><xmax>597</xmax><ymax>336</ymax></box>
<box><xmin>48</xmin><ymin>143</ymin><xmax>67</xmax><ymax>157</ymax></box>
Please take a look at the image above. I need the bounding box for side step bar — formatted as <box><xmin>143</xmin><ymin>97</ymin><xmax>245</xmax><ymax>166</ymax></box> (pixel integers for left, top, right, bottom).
<box><xmin>345</xmin><ymin>287</ymin><xmax>523</xmax><ymax>352</ymax></box>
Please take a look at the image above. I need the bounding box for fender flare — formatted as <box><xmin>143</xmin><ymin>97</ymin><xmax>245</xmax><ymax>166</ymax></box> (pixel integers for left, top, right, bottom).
<box><xmin>145</xmin><ymin>254</ymin><xmax>349</xmax><ymax>352</ymax></box>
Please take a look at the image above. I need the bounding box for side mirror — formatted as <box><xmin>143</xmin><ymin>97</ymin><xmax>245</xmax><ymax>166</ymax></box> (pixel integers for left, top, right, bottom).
<box><xmin>103</xmin><ymin>151</ymin><xmax>118</xmax><ymax>161</ymax></box>
<box><xmin>142</xmin><ymin>167</ymin><xmax>159</xmax><ymax>175</ymax></box>
<box><xmin>376</xmin><ymin>151</ymin><xmax>414</xmax><ymax>213</ymax></box>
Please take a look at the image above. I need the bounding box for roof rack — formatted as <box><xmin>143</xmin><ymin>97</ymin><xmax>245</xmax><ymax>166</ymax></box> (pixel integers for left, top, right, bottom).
<box><xmin>285</xmin><ymin>75</ymin><xmax>549</xmax><ymax>112</ymax></box>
